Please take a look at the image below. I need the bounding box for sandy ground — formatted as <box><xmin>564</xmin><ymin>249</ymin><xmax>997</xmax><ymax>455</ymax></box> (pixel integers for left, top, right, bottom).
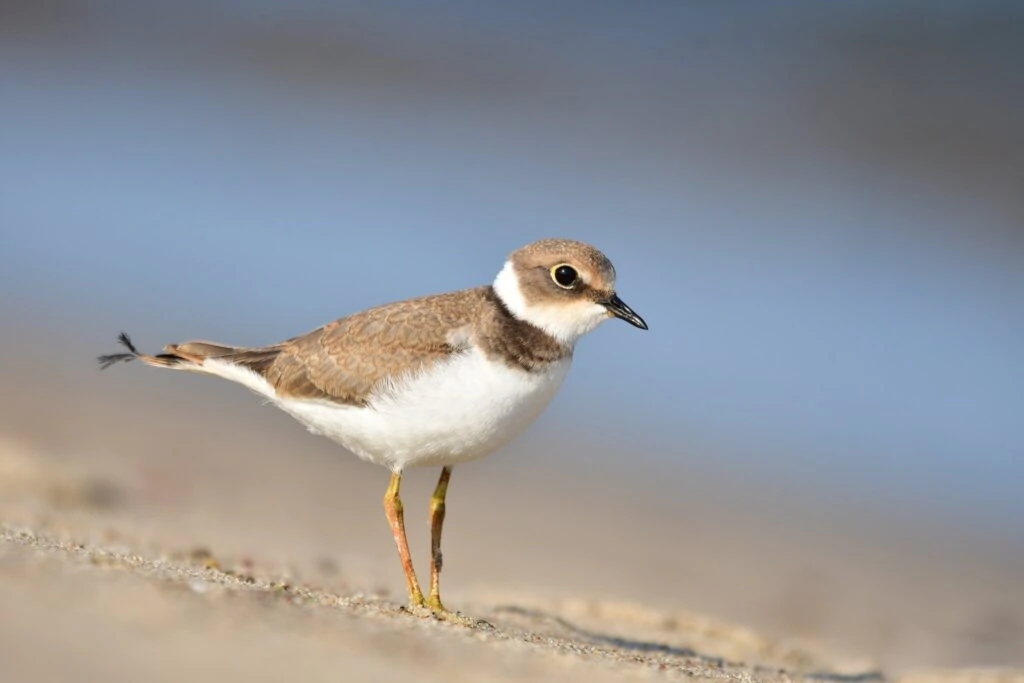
<box><xmin>1</xmin><ymin>343</ymin><xmax>1022</xmax><ymax>682</ymax></box>
<box><xmin>0</xmin><ymin>441</ymin><xmax>876</xmax><ymax>683</ymax></box>
<box><xmin>0</xmin><ymin>525</ymin><xmax>856</xmax><ymax>683</ymax></box>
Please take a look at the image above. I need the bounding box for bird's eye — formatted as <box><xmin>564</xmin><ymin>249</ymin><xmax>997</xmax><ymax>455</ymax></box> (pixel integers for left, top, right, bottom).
<box><xmin>550</xmin><ymin>264</ymin><xmax>579</xmax><ymax>289</ymax></box>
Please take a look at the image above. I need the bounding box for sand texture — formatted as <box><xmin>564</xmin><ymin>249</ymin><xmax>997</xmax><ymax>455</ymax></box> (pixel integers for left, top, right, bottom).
<box><xmin>0</xmin><ymin>350</ymin><xmax>1022</xmax><ymax>682</ymax></box>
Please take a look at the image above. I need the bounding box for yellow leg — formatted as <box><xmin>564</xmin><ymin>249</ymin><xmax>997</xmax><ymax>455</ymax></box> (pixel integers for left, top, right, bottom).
<box><xmin>426</xmin><ymin>466</ymin><xmax>452</xmax><ymax>612</ymax></box>
<box><xmin>383</xmin><ymin>471</ymin><xmax>425</xmax><ymax>607</ymax></box>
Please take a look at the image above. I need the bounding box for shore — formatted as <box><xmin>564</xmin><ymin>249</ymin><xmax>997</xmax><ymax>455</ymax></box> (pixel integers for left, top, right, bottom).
<box><xmin>0</xmin><ymin>346</ymin><xmax>1022</xmax><ymax>681</ymax></box>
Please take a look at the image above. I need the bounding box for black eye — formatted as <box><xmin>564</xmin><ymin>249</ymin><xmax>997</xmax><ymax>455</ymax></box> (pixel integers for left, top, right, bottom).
<box><xmin>551</xmin><ymin>264</ymin><xmax>578</xmax><ymax>289</ymax></box>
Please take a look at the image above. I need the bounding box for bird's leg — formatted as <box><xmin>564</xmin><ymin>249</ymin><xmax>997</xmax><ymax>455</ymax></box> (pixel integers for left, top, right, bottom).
<box><xmin>383</xmin><ymin>471</ymin><xmax>425</xmax><ymax>607</ymax></box>
<box><xmin>426</xmin><ymin>466</ymin><xmax>452</xmax><ymax>612</ymax></box>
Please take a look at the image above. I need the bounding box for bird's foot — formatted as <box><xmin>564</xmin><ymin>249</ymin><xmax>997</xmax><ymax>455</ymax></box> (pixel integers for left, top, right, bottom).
<box><xmin>402</xmin><ymin>601</ymin><xmax>436</xmax><ymax>619</ymax></box>
<box><xmin>424</xmin><ymin>593</ymin><xmax>446</xmax><ymax>613</ymax></box>
<box><xmin>402</xmin><ymin>597</ymin><xmax>489</xmax><ymax>628</ymax></box>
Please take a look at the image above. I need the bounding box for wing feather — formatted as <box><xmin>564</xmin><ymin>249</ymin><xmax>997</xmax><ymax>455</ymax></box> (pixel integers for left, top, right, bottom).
<box><xmin>260</xmin><ymin>287</ymin><xmax>488</xmax><ymax>405</ymax></box>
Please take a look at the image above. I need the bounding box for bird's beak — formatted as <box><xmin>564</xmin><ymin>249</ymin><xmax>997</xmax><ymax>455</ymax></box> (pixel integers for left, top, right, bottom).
<box><xmin>602</xmin><ymin>293</ymin><xmax>648</xmax><ymax>330</ymax></box>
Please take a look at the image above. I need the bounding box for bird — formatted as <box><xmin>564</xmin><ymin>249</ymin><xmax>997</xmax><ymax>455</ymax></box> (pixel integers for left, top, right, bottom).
<box><xmin>98</xmin><ymin>238</ymin><xmax>647</xmax><ymax>618</ymax></box>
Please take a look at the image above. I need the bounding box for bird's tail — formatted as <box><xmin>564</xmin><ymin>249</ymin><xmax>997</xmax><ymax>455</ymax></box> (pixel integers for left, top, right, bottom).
<box><xmin>97</xmin><ymin>332</ymin><xmax>278</xmax><ymax>374</ymax></box>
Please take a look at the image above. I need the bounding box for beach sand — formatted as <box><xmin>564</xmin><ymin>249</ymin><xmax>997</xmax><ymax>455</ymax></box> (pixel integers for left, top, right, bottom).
<box><xmin>0</xmin><ymin>346</ymin><xmax>1022</xmax><ymax>682</ymax></box>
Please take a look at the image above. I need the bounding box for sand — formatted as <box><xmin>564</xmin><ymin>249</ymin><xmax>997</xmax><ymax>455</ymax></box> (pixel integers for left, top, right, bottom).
<box><xmin>0</xmin><ymin>432</ymin><xmax>874</xmax><ymax>683</ymax></box>
<box><xmin>0</xmin><ymin>347</ymin><xmax>1022</xmax><ymax>682</ymax></box>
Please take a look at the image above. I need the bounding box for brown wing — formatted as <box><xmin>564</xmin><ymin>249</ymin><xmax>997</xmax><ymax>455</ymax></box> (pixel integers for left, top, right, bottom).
<box><xmin>254</xmin><ymin>287</ymin><xmax>490</xmax><ymax>406</ymax></box>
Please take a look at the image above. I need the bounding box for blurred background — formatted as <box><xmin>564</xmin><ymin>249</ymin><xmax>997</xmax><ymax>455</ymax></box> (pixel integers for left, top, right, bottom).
<box><xmin>1</xmin><ymin>0</ymin><xmax>1022</xmax><ymax>673</ymax></box>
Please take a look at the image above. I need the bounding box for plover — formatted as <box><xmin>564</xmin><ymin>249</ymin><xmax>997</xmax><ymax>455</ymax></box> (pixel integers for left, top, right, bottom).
<box><xmin>98</xmin><ymin>238</ymin><xmax>647</xmax><ymax>616</ymax></box>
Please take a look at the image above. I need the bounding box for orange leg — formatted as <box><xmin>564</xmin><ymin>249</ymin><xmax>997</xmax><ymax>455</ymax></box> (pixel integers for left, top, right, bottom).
<box><xmin>426</xmin><ymin>466</ymin><xmax>452</xmax><ymax>612</ymax></box>
<box><xmin>383</xmin><ymin>471</ymin><xmax>425</xmax><ymax>607</ymax></box>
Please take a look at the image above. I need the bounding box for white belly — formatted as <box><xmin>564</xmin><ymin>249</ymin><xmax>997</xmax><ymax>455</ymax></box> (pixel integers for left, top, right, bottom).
<box><xmin>265</xmin><ymin>349</ymin><xmax>571</xmax><ymax>471</ymax></box>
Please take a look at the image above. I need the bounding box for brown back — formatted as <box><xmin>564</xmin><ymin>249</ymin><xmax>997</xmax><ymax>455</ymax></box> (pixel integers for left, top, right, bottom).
<box><xmin>213</xmin><ymin>286</ymin><xmax>568</xmax><ymax>406</ymax></box>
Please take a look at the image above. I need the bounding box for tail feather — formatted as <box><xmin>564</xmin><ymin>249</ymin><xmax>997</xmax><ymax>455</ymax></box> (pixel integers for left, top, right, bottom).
<box><xmin>97</xmin><ymin>332</ymin><xmax>186</xmax><ymax>369</ymax></box>
<box><xmin>98</xmin><ymin>332</ymin><xmax>280</xmax><ymax>375</ymax></box>
<box><xmin>96</xmin><ymin>332</ymin><xmax>138</xmax><ymax>369</ymax></box>
<box><xmin>169</xmin><ymin>341</ymin><xmax>280</xmax><ymax>375</ymax></box>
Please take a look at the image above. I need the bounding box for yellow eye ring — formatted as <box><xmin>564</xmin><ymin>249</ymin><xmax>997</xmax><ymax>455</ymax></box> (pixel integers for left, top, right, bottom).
<box><xmin>550</xmin><ymin>264</ymin><xmax>579</xmax><ymax>289</ymax></box>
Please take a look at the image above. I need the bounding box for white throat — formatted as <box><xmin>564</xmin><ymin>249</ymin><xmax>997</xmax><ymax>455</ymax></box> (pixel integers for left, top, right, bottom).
<box><xmin>492</xmin><ymin>260</ymin><xmax>610</xmax><ymax>346</ymax></box>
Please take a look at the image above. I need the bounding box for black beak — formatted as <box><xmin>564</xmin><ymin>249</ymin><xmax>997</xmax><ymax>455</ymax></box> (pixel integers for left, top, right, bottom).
<box><xmin>603</xmin><ymin>293</ymin><xmax>648</xmax><ymax>330</ymax></box>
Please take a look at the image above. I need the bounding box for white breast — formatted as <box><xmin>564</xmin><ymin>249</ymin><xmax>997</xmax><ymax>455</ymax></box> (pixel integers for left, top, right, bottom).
<box><xmin>255</xmin><ymin>349</ymin><xmax>571</xmax><ymax>472</ymax></box>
